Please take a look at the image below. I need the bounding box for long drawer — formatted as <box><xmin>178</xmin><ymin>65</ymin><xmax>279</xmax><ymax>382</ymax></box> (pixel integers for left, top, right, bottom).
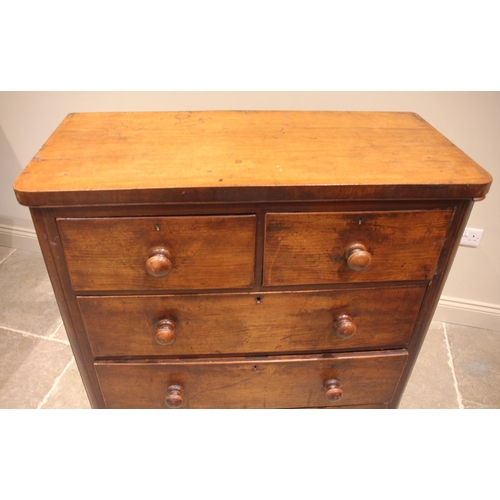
<box><xmin>95</xmin><ymin>350</ymin><xmax>409</xmax><ymax>409</ymax></box>
<box><xmin>57</xmin><ymin>215</ymin><xmax>256</xmax><ymax>291</ymax></box>
<box><xmin>264</xmin><ymin>210</ymin><xmax>453</xmax><ymax>285</ymax></box>
<box><xmin>78</xmin><ymin>286</ymin><xmax>426</xmax><ymax>358</ymax></box>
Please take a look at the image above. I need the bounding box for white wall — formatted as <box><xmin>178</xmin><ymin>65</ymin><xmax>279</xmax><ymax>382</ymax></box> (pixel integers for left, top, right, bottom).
<box><xmin>1</xmin><ymin>92</ymin><xmax>499</xmax><ymax>329</ymax></box>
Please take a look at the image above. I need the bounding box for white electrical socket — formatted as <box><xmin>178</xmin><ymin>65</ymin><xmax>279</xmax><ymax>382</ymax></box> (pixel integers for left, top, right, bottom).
<box><xmin>460</xmin><ymin>228</ymin><xmax>484</xmax><ymax>247</ymax></box>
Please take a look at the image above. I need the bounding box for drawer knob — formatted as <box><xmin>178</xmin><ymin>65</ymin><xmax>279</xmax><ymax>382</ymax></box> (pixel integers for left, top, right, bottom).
<box><xmin>345</xmin><ymin>243</ymin><xmax>372</xmax><ymax>271</ymax></box>
<box><xmin>146</xmin><ymin>246</ymin><xmax>173</xmax><ymax>277</ymax></box>
<box><xmin>335</xmin><ymin>314</ymin><xmax>357</xmax><ymax>338</ymax></box>
<box><xmin>324</xmin><ymin>379</ymin><xmax>343</xmax><ymax>402</ymax></box>
<box><xmin>155</xmin><ymin>318</ymin><xmax>176</xmax><ymax>345</ymax></box>
<box><xmin>165</xmin><ymin>384</ymin><xmax>184</xmax><ymax>408</ymax></box>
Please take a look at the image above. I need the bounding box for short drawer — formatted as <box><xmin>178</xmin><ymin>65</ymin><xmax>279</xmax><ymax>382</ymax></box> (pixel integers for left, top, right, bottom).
<box><xmin>95</xmin><ymin>350</ymin><xmax>408</xmax><ymax>408</ymax></box>
<box><xmin>79</xmin><ymin>286</ymin><xmax>425</xmax><ymax>357</ymax></box>
<box><xmin>57</xmin><ymin>215</ymin><xmax>256</xmax><ymax>291</ymax></box>
<box><xmin>264</xmin><ymin>210</ymin><xmax>453</xmax><ymax>286</ymax></box>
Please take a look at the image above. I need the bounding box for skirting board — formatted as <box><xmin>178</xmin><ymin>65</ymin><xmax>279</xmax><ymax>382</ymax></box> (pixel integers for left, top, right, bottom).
<box><xmin>433</xmin><ymin>296</ymin><xmax>500</xmax><ymax>332</ymax></box>
<box><xmin>0</xmin><ymin>224</ymin><xmax>40</xmax><ymax>253</ymax></box>
<box><xmin>1</xmin><ymin>223</ymin><xmax>498</xmax><ymax>331</ymax></box>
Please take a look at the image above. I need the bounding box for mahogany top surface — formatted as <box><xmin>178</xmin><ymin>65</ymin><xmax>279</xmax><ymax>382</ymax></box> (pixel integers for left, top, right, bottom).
<box><xmin>14</xmin><ymin>111</ymin><xmax>492</xmax><ymax>206</ymax></box>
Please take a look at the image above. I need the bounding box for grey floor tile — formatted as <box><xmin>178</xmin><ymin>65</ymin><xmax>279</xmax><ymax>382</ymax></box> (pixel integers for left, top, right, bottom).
<box><xmin>0</xmin><ymin>249</ymin><xmax>62</xmax><ymax>337</ymax></box>
<box><xmin>399</xmin><ymin>321</ymin><xmax>459</xmax><ymax>409</ymax></box>
<box><xmin>446</xmin><ymin>323</ymin><xmax>500</xmax><ymax>409</ymax></box>
<box><xmin>40</xmin><ymin>359</ymin><xmax>91</xmax><ymax>409</ymax></box>
<box><xmin>0</xmin><ymin>327</ymin><xmax>73</xmax><ymax>408</ymax></box>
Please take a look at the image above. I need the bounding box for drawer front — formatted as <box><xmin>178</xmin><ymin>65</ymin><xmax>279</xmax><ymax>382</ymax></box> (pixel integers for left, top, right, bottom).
<box><xmin>79</xmin><ymin>286</ymin><xmax>426</xmax><ymax>358</ymax></box>
<box><xmin>264</xmin><ymin>210</ymin><xmax>453</xmax><ymax>286</ymax></box>
<box><xmin>57</xmin><ymin>215</ymin><xmax>256</xmax><ymax>291</ymax></box>
<box><xmin>95</xmin><ymin>350</ymin><xmax>408</xmax><ymax>408</ymax></box>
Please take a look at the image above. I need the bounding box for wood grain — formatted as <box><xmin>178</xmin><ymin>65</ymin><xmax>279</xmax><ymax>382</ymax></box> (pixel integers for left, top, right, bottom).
<box><xmin>13</xmin><ymin>111</ymin><xmax>492</xmax><ymax>206</ymax></box>
<box><xmin>95</xmin><ymin>350</ymin><xmax>408</xmax><ymax>409</ymax></box>
<box><xmin>57</xmin><ymin>215</ymin><xmax>256</xmax><ymax>291</ymax></box>
<box><xmin>264</xmin><ymin>210</ymin><xmax>453</xmax><ymax>285</ymax></box>
<box><xmin>78</xmin><ymin>286</ymin><xmax>426</xmax><ymax>357</ymax></box>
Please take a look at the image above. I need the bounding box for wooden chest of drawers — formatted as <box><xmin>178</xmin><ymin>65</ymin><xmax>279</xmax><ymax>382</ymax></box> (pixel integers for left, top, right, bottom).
<box><xmin>13</xmin><ymin>111</ymin><xmax>492</xmax><ymax>408</ymax></box>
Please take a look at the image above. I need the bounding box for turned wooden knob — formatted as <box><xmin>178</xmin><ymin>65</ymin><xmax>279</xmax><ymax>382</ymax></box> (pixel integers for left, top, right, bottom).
<box><xmin>155</xmin><ymin>318</ymin><xmax>176</xmax><ymax>345</ymax></box>
<box><xmin>345</xmin><ymin>243</ymin><xmax>372</xmax><ymax>271</ymax></box>
<box><xmin>146</xmin><ymin>246</ymin><xmax>172</xmax><ymax>277</ymax></box>
<box><xmin>165</xmin><ymin>384</ymin><xmax>184</xmax><ymax>408</ymax></box>
<box><xmin>335</xmin><ymin>314</ymin><xmax>357</xmax><ymax>339</ymax></box>
<box><xmin>324</xmin><ymin>379</ymin><xmax>343</xmax><ymax>402</ymax></box>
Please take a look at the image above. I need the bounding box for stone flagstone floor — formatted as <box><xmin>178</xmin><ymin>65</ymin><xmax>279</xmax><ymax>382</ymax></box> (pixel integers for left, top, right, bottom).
<box><xmin>1</xmin><ymin>245</ymin><xmax>499</xmax><ymax>409</ymax></box>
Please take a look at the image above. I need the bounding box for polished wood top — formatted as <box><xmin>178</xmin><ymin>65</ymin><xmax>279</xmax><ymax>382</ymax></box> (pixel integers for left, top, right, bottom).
<box><xmin>14</xmin><ymin>111</ymin><xmax>492</xmax><ymax>206</ymax></box>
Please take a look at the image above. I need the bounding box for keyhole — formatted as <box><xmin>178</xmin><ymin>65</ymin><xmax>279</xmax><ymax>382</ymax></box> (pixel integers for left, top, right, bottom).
<box><xmin>256</xmin><ymin>297</ymin><xmax>262</xmax><ymax>304</ymax></box>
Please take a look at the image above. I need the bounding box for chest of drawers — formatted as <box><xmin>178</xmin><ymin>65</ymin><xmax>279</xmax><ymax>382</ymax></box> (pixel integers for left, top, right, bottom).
<box><xmin>13</xmin><ymin>111</ymin><xmax>492</xmax><ymax>408</ymax></box>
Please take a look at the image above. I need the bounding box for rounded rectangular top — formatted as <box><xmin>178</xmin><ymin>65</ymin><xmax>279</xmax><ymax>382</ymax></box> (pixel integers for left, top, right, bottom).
<box><xmin>13</xmin><ymin>111</ymin><xmax>493</xmax><ymax>206</ymax></box>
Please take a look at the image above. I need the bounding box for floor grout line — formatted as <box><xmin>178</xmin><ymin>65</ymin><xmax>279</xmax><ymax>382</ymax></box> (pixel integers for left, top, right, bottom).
<box><xmin>0</xmin><ymin>248</ymin><xmax>17</xmax><ymax>265</ymax></box>
<box><xmin>0</xmin><ymin>324</ymin><xmax>70</xmax><ymax>345</ymax></box>
<box><xmin>47</xmin><ymin>320</ymin><xmax>64</xmax><ymax>340</ymax></box>
<box><xmin>443</xmin><ymin>321</ymin><xmax>465</xmax><ymax>409</ymax></box>
<box><xmin>37</xmin><ymin>357</ymin><xmax>75</xmax><ymax>409</ymax></box>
